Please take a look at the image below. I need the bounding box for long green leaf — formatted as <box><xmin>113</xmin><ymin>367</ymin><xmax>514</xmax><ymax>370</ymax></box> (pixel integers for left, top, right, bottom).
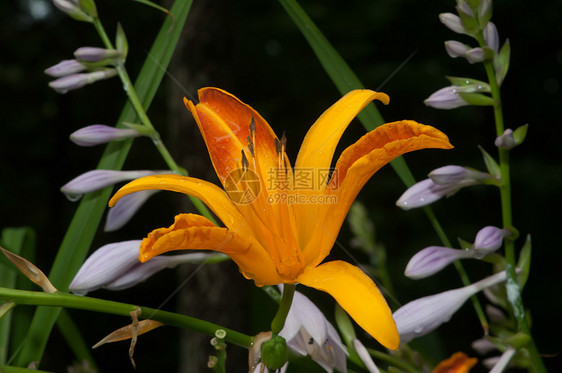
<box><xmin>14</xmin><ymin>0</ymin><xmax>194</xmax><ymax>366</ymax></box>
<box><xmin>278</xmin><ymin>0</ymin><xmax>416</xmax><ymax>187</ymax></box>
<box><xmin>0</xmin><ymin>227</ymin><xmax>36</xmax><ymax>366</ymax></box>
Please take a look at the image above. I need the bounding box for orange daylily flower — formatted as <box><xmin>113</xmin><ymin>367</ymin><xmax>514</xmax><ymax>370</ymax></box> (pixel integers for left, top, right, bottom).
<box><xmin>432</xmin><ymin>352</ymin><xmax>478</xmax><ymax>373</ymax></box>
<box><xmin>109</xmin><ymin>87</ymin><xmax>452</xmax><ymax>350</ymax></box>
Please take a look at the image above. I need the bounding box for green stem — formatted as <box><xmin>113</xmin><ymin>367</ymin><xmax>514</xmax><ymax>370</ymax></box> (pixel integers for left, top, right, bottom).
<box><xmin>0</xmin><ymin>287</ymin><xmax>253</xmax><ymax>349</ymax></box>
<box><xmin>56</xmin><ymin>310</ymin><xmax>99</xmax><ymax>371</ymax></box>
<box><xmin>92</xmin><ymin>17</ymin><xmax>217</xmax><ymax>225</ymax></box>
<box><xmin>368</xmin><ymin>348</ymin><xmax>420</xmax><ymax>373</ymax></box>
<box><xmin>476</xmin><ymin>31</ymin><xmax>546</xmax><ymax>372</ymax></box>
<box><xmin>270</xmin><ymin>284</ymin><xmax>295</xmax><ymax>335</ymax></box>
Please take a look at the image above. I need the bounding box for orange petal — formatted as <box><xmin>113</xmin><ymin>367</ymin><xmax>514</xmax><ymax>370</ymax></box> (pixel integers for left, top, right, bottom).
<box><xmin>184</xmin><ymin>88</ymin><xmax>280</xmax><ymax>185</ymax></box>
<box><xmin>303</xmin><ymin>121</ymin><xmax>452</xmax><ymax>267</ymax></box>
<box><xmin>432</xmin><ymin>352</ymin><xmax>477</xmax><ymax>373</ymax></box>
<box><xmin>108</xmin><ymin>174</ymin><xmax>250</xmax><ymax>235</ymax></box>
<box><xmin>292</xmin><ymin>90</ymin><xmax>388</xmax><ymax>250</ymax></box>
<box><xmin>297</xmin><ymin>260</ymin><xmax>399</xmax><ymax>350</ymax></box>
<box><xmin>141</xmin><ymin>213</ymin><xmax>282</xmax><ymax>286</ymax></box>
<box><xmin>294</xmin><ymin>89</ymin><xmax>389</xmax><ymax>171</ymax></box>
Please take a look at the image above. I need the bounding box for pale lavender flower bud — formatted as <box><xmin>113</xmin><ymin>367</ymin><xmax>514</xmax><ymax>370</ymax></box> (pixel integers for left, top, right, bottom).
<box><xmin>494</xmin><ymin>128</ymin><xmax>515</xmax><ymax>149</ymax></box>
<box><xmin>472</xmin><ymin>226</ymin><xmax>508</xmax><ymax>258</ymax></box>
<box><xmin>405</xmin><ymin>246</ymin><xmax>473</xmax><ymax>279</ymax></box>
<box><xmin>44</xmin><ymin>59</ymin><xmax>86</xmax><ymax>77</ymax></box>
<box><xmin>485</xmin><ymin>304</ymin><xmax>507</xmax><ymax>323</ymax></box>
<box><xmin>70</xmin><ymin>125</ymin><xmax>141</xmax><ymax>146</ymax></box>
<box><xmin>445</xmin><ymin>41</ymin><xmax>470</xmax><ymax>58</ymax></box>
<box><xmin>60</xmin><ymin>170</ymin><xmax>160</xmax><ymax>201</ymax></box>
<box><xmin>471</xmin><ymin>338</ymin><xmax>497</xmax><ymax>355</ymax></box>
<box><xmin>74</xmin><ymin>47</ymin><xmax>121</xmax><ymax>62</ymax></box>
<box><xmin>69</xmin><ymin>240</ymin><xmax>214</xmax><ymax>294</ymax></box>
<box><xmin>488</xmin><ymin>348</ymin><xmax>517</xmax><ymax>373</ymax></box>
<box><xmin>478</xmin><ymin>0</ymin><xmax>493</xmax><ymax>24</ymax></box>
<box><xmin>48</xmin><ymin>69</ymin><xmax>117</xmax><ymax>94</ymax></box>
<box><xmin>428</xmin><ymin>165</ymin><xmax>470</xmax><ymax>185</ymax></box>
<box><xmin>393</xmin><ymin>271</ymin><xmax>508</xmax><ymax>344</ymax></box>
<box><xmin>69</xmin><ymin>240</ymin><xmax>141</xmax><ymax>295</ymax></box>
<box><xmin>439</xmin><ymin>13</ymin><xmax>466</xmax><ymax>34</ymax></box>
<box><xmin>456</xmin><ymin>1</ymin><xmax>474</xmax><ymax>18</ymax></box>
<box><xmin>484</xmin><ymin>22</ymin><xmax>500</xmax><ymax>54</ymax></box>
<box><xmin>465</xmin><ymin>47</ymin><xmax>487</xmax><ymax>63</ymax></box>
<box><xmin>483</xmin><ymin>356</ymin><xmax>501</xmax><ymax>370</ymax></box>
<box><xmin>279</xmin><ymin>288</ymin><xmax>347</xmax><ymax>373</ymax></box>
<box><xmin>104</xmin><ymin>190</ymin><xmax>159</xmax><ymax>232</ymax></box>
<box><xmin>52</xmin><ymin>0</ymin><xmax>93</xmax><ymax>22</ymax></box>
<box><xmin>396</xmin><ymin>178</ymin><xmax>470</xmax><ymax>210</ymax></box>
<box><xmin>353</xmin><ymin>339</ymin><xmax>380</xmax><ymax>373</ymax></box>
<box><xmin>424</xmin><ymin>86</ymin><xmax>470</xmax><ymax>109</ymax></box>
<box><xmin>105</xmin><ymin>252</ymin><xmax>214</xmax><ymax>291</ymax></box>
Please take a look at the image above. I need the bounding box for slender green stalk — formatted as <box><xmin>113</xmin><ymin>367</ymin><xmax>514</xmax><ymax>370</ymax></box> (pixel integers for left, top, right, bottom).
<box><xmin>475</xmin><ymin>30</ymin><xmax>546</xmax><ymax>372</ymax></box>
<box><xmin>368</xmin><ymin>348</ymin><xmax>420</xmax><ymax>373</ymax></box>
<box><xmin>270</xmin><ymin>284</ymin><xmax>296</xmax><ymax>335</ymax></box>
<box><xmin>15</xmin><ymin>0</ymin><xmax>195</xmax><ymax>365</ymax></box>
<box><xmin>92</xmin><ymin>17</ymin><xmax>216</xmax><ymax>225</ymax></box>
<box><xmin>56</xmin><ymin>310</ymin><xmax>98</xmax><ymax>371</ymax></box>
<box><xmin>279</xmin><ymin>0</ymin><xmax>488</xmax><ymax>333</ymax></box>
<box><xmin>0</xmin><ymin>287</ymin><xmax>253</xmax><ymax>348</ymax></box>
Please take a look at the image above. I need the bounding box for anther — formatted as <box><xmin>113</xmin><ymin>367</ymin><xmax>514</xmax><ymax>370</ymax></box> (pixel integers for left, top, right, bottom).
<box><xmin>241</xmin><ymin>150</ymin><xmax>249</xmax><ymax>171</ymax></box>
<box><xmin>249</xmin><ymin>116</ymin><xmax>256</xmax><ymax>137</ymax></box>
<box><xmin>247</xmin><ymin>136</ymin><xmax>255</xmax><ymax>157</ymax></box>
<box><xmin>280</xmin><ymin>131</ymin><xmax>287</xmax><ymax>154</ymax></box>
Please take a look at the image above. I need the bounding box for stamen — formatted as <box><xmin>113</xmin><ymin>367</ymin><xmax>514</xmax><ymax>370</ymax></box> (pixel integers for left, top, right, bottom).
<box><xmin>249</xmin><ymin>116</ymin><xmax>256</xmax><ymax>138</ymax></box>
<box><xmin>280</xmin><ymin>131</ymin><xmax>287</xmax><ymax>154</ymax></box>
<box><xmin>275</xmin><ymin>138</ymin><xmax>281</xmax><ymax>154</ymax></box>
<box><xmin>247</xmin><ymin>136</ymin><xmax>255</xmax><ymax>157</ymax></box>
<box><xmin>241</xmin><ymin>150</ymin><xmax>249</xmax><ymax>171</ymax></box>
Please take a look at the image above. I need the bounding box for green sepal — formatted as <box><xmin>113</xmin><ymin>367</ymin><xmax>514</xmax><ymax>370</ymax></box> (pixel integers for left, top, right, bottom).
<box><xmin>457</xmin><ymin>91</ymin><xmax>495</xmax><ymax>106</ymax></box>
<box><xmin>121</xmin><ymin>122</ymin><xmax>157</xmax><ymax>137</ymax></box>
<box><xmin>334</xmin><ymin>304</ymin><xmax>356</xmax><ymax>348</ymax></box>
<box><xmin>504</xmin><ymin>332</ymin><xmax>531</xmax><ymax>349</ymax></box>
<box><xmin>513</xmin><ymin>124</ymin><xmax>529</xmax><ymax>147</ymax></box>
<box><xmin>456</xmin><ymin>237</ymin><xmax>472</xmax><ymax>250</ymax></box>
<box><xmin>494</xmin><ymin>39</ymin><xmax>511</xmax><ymax>86</ymax></box>
<box><xmin>517</xmin><ymin>234</ymin><xmax>532</xmax><ymax>289</ymax></box>
<box><xmin>477</xmin><ymin>0</ymin><xmax>493</xmax><ymax>27</ymax></box>
<box><xmin>261</xmin><ymin>335</ymin><xmax>289</xmax><ymax>370</ymax></box>
<box><xmin>478</xmin><ymin>145</ymin><xmax>501</xmax><ymax>179</ymax></box>
<box><xmin>457</xmin><ymin>1</ymin><xmax>479</xmax><ymax>34</ymax></box>
<box><xmin>78</xmin><ymin>0</ymin><xmax>98</xmax><ymax>18</ymax></box>
<box><xmin>446</xmin><ymin>76</ymin><xmax>491</xmax><ymax>92</ymax></box>
<box><xmin>116</xmin><ymin>23</ymin><xmax>129</xmax><ymax>61</ymax></box>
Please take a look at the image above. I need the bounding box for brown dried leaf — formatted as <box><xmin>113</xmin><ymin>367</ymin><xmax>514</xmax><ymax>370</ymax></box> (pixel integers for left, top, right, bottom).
<box><xmin>92</xmin><ymin>313</ymin><xmax>164</xmax><ymax>353</ymax></box>
<box><xmin>248</xmin><ymin>331</ymin><xmax>272</xmax><ymax>372</ymax></box>
<box><xmin>0</xmin><ymin>246</ymin><xmax>57</xmax><ymax>293</ymax></box>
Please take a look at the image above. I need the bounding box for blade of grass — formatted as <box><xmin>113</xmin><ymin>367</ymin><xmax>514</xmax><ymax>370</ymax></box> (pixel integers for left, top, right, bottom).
<box><xmin>0</xmin><ymin>227</ymin><xmax>36</xmax><ymax>365</ymax></box>
<box><xmin>14</xmin><ymin>0</ymin><xmax>194</xmax><ymax>366</ymax></box>
<box><xmin>279</xmin><ymin>0</ymin><xmax>488</xmax><ymax>334</ymax></box>
<box><xmin>278</xmin><ymin>0</ymin><xmax>416</xmax><ymax>186</ymax></box>
<box><xmin>56</xmin><ymin>310</ymin><xmax>99</xmax><ymax>371</ymax></box>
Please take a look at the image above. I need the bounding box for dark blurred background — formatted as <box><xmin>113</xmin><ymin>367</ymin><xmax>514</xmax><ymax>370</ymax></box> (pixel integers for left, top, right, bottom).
<box><xmin>1</xmin><ymin>0</ymin><xmax>561</xmax><ymax>371</ymax></box>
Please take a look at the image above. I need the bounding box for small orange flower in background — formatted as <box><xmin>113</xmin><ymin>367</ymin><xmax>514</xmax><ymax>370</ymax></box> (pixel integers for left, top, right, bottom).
<box><xmin>109</xmin><ymin>87</ymin><xmax>452</xmax><ymax>350</ymax></box>
<box><xmin>433</xmin><ymin>352</ymin><xmax>478</xmax><ymax>373</ymax></box>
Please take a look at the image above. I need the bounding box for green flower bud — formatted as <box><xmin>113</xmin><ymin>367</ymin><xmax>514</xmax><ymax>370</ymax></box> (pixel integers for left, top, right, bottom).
<box><xmin>261</xmin><ymin>335</ymin><xmax>288</xmax><ymax>370</ymax></box>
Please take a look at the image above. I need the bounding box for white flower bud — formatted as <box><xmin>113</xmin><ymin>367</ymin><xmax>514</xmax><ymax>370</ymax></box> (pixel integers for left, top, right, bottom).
<box><xmin>439</xmin><ymin>13</ymin><xmax>466</xmax><ymax>34</ymax></box>
<box><xmin>394</xmin><ymin>271</ymin><xmax>508</xmax><ymax>344</ymax></box>
<box><xmin>44</xmin><ymin>59</ymin><xmax>86</xmax><ymax>77</ymax></box>
<box><xmin>70</xmin><ymin>125</ymin><xmax>141</xmax><ymax>147</ymax></box>
<box><xmin>60</xmin><ymin>170</ymin><xmax>161</xmax><ymax>201</ymax></box>
<box><xmin>405</xmin><ymin>246</ymin><xmax>473</xmax><ymax>279</ymax></box>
